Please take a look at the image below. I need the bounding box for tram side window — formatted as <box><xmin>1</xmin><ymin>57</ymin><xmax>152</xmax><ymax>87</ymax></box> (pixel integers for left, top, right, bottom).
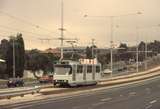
<box><xmin>77</xmin><ymin>65</ymin><xmax>83</xmax><ymax>73</ymax></box>
<box><xmin>87</xmin><ymin>65</ymin><xmax>92</xmax><ymax>73</ymax></box>
<box><xmin>96</xmin><ymin>66</ymin><xmax>100</xmax><ymax>73</ymax></box>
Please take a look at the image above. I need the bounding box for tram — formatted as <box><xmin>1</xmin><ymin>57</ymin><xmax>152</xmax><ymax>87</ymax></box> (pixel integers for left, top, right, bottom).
<box><xmin>53</xmin><ymin>58</ymin><xmax>102</xmax><ymax>87</ymax></box>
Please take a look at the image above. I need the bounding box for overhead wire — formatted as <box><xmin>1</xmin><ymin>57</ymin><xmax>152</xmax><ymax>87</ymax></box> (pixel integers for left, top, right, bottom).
<box><xmin>0</xmin><ymin>10</ymin><xmax>80</xmax><ymax>48</ymax></box>
<box><xmin>0</xmin><ymin>10</ymin><xmax>59</xmax><ymax>35</ymax></box>
<box><xmin>0</xmin><ymin>24</ymin><xmax>53</xmax><ymax>38</ymax></box>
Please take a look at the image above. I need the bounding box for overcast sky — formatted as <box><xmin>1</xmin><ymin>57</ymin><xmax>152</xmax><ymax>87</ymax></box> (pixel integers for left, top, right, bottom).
<box><xmin>0</xmin><ymin>0</ymin><xmax>160</xmax><ymax>50</ymax></box>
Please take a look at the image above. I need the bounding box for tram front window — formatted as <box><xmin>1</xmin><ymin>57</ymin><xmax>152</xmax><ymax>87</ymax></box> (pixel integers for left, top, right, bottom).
<box><xmin>54</xmin><ymin>65</ymin><xmax>72</xmax><ymax>75</ymax></box>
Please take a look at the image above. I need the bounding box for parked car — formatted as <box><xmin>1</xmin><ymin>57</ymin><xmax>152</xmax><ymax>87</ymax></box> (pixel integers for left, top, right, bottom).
<box><xmin>39</xmin><ymin>75</ymin><xmax>53</xmax><ymax>83</ymax></box>
<box><xmin>7</xmin><ymin>78</ymin><xmax>24</xmax><ymax>88</ymax></box>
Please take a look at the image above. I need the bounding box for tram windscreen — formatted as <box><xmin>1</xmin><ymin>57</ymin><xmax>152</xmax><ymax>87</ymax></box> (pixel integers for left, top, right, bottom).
<box><xmin>54</xmin><ymin>65</ymin><xmax>72</xmax><ymax>75</ymax></box>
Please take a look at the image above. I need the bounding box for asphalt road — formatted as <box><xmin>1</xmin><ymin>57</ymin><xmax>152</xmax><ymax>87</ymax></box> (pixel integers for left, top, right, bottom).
<box><xmin>2</xmin><ymin>75</ymin><xmax>160</xmax><ymax>109</ymax></box>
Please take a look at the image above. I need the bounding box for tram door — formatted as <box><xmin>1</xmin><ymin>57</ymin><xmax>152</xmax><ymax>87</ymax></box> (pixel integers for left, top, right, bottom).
<box><xmin>72</xmin><ymin>65</ymin><xmax>76</xmax><ymax>81</ymax></box>
<box><xmin>92</xmin><ymin>65</ymin><xmax>95</xmax><ymax>80</ymax></box>
<box><xmin>83</xmin><ymin>65</ymin><xmax>86</xmax><ymax>81</ymax></box>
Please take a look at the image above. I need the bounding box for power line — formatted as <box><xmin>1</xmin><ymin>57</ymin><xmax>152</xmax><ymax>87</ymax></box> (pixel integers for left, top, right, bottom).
<box><xmin>0</xmin><ymin>26</ymin><xmax>59</xmax><ymax>47</ymax></box>
<box><xmin>0</xmin><ymin>24</ymin><xmax>54</xmax><ymax>38</ymax></box>
<box><xmin>0</xmin><ymin>10</ymin><xmax>58</xmax><ymax>35</ymax></box>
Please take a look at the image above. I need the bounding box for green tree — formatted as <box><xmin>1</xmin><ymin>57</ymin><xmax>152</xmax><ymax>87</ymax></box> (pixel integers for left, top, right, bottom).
<box><xmin>16</xmin><ymin>33</ymin><xmax>25</xmax><ymax>77</ymax></box>
<box><xmin>6</xmin><ymin>33</ymin><xmax>25</xmax><ymax>78</ymax></box>
<box><xmin>0</xmin><ymin>39</ymin><xmax>8</xmax><ymax>78</ymax></box>
<box><xmin>86</xmin><ymin>46</ymin><xmax>92</xmax><ymax>59</ymax></box>
<box><xmin>86</xmin><ymin>46</ymin><xmax>97</xmax><ymax>59</ymax></box>
<box><xmin>25</xmin><ymin>49</ymin><xmax>55</xmax><ymax>79</ymax></box>
<box><xmin>118</xmin><ymin>43</ymin><xmax>128</xmax><ymax>52</ymax></box>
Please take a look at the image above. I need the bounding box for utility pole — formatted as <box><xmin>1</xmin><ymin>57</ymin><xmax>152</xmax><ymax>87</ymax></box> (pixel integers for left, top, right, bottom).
<box><xmin>91</xmin><ymin>38</ymin><xmax>95</xmax><ymax>59</ymax></box>
<box><xmin>13</xmin><ymin>38</ymin><xmax>15</xmax><ymax>78</ymax></box>
<box><xmin>136</xmin><ymin>27</ymin><xmax>139</xmax><ymax>73</ymax></box>
<box><xmin>136</xmin><ymin>44</ymin><xmax>139</xmax><ymax>73</ymax></box>
<box><xmin>59</xmin><ymin>0</ymin><xmax>65</xmax><ymax>61</ymax></box>
<box><xmin>145</xmin><ymin>42</ymin><xmax>148</xmax><ymax>70</ymax></box>
<box><xmin>39</xmin><ymin>0</ymin><xmax>77</xmax><ymax>61</ymax></box>
<box><xmin>110</xmin><ymin>17</ymin><xmax>114</xmax><ymax>77</ymax></box>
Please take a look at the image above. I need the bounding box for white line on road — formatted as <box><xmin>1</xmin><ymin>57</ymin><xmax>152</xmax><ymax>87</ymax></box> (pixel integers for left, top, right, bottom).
<box><xmin>100</xmin><ymin>97</ymin><xmax>112</xmax><ymax>102</ymax></box>
<box><xmin>92</xmin><ymin>102</ymin><xmax>105</xmax><ymax>106</ymax></box>
<box><xmin>150</xmin><ymin>100</ymin><xmax>157</xmax><ymax>104</ymax></box>
<box><xmin>145</xmin><ymin>105</ymin><xmax>152</xmax><ymax>109</ymax></box>
<box><xmin>128</xmin><ymin>92</ymin><xmax>136</xmax><ymax>96</ymax></box>
<box><xmin>119</xmin><ymin>94</ymin><xmax>123</xmax><ymax>97</ymax></box>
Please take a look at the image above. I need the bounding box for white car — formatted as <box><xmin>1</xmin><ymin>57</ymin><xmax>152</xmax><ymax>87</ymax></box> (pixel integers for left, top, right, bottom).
<box><xmin>103</xmin><ymin>69</ymin><xmax>112</xmax><ymax>74</ymax></box>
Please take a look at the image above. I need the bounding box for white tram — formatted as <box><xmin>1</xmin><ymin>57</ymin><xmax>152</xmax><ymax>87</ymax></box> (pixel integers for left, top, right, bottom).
<box><xmin>53</xmin><ymin>59</ymin><xmax>102</xmax><ymax>87</ymax></box>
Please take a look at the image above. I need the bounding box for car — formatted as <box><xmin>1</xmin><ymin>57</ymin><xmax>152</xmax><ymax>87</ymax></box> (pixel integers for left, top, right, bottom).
<box><xmin>103</xmin><ymin>69</ymin><xmax>112</xmax><ymax>74</ymax></box>
<box><xmin>7</xmin><ymin>78</ymin><xmax>24</xmax><ymax>88</ymax></box>
<box><xmin>39</xmin><ymin>75</ymin><xmax>53</xmax><ymax>83</ymax></box>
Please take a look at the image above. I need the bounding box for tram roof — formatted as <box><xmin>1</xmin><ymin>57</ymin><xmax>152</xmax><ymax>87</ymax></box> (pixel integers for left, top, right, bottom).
<box><xmin>55</xmin><ymin>59</ymin><xmax>101</xmax><ymax>66</ymax></box>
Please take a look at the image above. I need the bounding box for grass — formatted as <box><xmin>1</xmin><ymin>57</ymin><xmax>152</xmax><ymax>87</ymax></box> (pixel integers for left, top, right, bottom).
<box><xmin>0</xmin><ymin>79</ymin><xmax>7</xmax><ymax>85</ymax></box>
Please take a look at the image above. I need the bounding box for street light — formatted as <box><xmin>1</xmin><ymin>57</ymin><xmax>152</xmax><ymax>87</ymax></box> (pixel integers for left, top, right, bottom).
<box><xmin>84</xmin><ymin>12</ymin><xmax>142</xmax><ymax>77</ymax></box>
<box><xmin>59</xmin><ymin>0</ymin><xmax>64</xmax><ymax>61</ymax></box>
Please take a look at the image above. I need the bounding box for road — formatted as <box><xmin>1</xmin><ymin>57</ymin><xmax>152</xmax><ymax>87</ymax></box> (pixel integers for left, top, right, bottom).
<box><xmin>2</xmin><ymin>75</ymin><xmax>160</xmax><ymax>109</ymax></box>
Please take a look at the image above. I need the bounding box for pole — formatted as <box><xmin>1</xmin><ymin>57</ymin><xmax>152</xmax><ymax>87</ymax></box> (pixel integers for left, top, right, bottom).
<box><xmin>145</xmin><ymin>42</ymin><xmax>148</xmax><ymax>70</ymax></box>
<box><xmin>91</xmin><ymin>39</ymin><xmax>95</xmax><ymax>59</ymax></box>
<box><xmin>13</xmin><ymin>38</ymin><xmax>16</xmax><ymax>78</ymax></box>
<box><xmin>60</xmin><ymin>0</ymin><xmax>64</xmax><ymax>61</ymax></box>
<box><xmin>136</xmin><ymin>27</ymin><xmax>139</xmax><ymax>73</ymax></box>
<box><xmin>136</xmin><ymin>45</ymin><xmax>139</xmax><ymax>73</ymax></box>
<box><xmin>110</xmin><ymin>17</ymin><xmax>114</xmax><ymax>77</ymax></box>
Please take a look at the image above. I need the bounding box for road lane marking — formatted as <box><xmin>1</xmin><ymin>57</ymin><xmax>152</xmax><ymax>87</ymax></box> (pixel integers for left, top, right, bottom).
<box><xmin>128</xmin><ymin>92</ymin><xmax>136</xmax><ymax>96</ymax></box>
<box><xmin>100</xmin><ymin>97</ymin><xmax>112</xmax><ymax>102</ymax></box>
<box><xmin>92</xmin><ymin>102</ymin><xmax>105</xmax><ymax>106</ymax></box>
<box><xmin>150</xmin><ymin>100</ymin><xmax>157</xmax><ymax>104</ymax></box>
<box><xmin>119</xmin><ymin>94</ymin><xmax>123</xmax><ymax>97</ymax></box>
<box><xmin>145</xmin><ymin>105</ymin><xmax>152</xmax><ymax>109</ymax></box>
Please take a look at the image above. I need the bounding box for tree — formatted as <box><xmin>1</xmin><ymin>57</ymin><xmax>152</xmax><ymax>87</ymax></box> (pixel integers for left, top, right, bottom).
<box><xmin>6</xmin><ymin>33</ymin><xmax>25</xmax><ymax>78</ymax></box>
<box><xmin>86</xmin><ymin>45</ymin><xmax>97</xmax><ymax>59</ymax></box>
<box><xmin>138</xmin><ymin>41</ymin><xmax>145</xmax><ymax>51</ymax></box>
<box><xmin>86</xmin><ymin>46</ymin><xmax>92</xmax><ymax>59</ymax></box>
<box><xmin>25</xmin><ymin>49</ymin><xmax>55</xmax><ymax>79</ymax></box>
<box><xmin>118</xmin><ymin>43</ymin><xmax>128</xmax><ymax>52</ymax></box>
<box><xmin>117</xmin><ymin>43</ymin><xmax>131</xmax><ymax>62</ymax></box>
<box><xmin>0</xmin><ymin>39</ymin><xmax>8</xmax><ymax>78</ymax></box>
<box><xmin>16</xmin><ymin>33</ymin><xmax>25</xmax><ymax>77</ymax></box>
<box><xmin>97</xmin><ymin>53</ymin><xmax>110</xmax><ymax>69</ymax></box>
